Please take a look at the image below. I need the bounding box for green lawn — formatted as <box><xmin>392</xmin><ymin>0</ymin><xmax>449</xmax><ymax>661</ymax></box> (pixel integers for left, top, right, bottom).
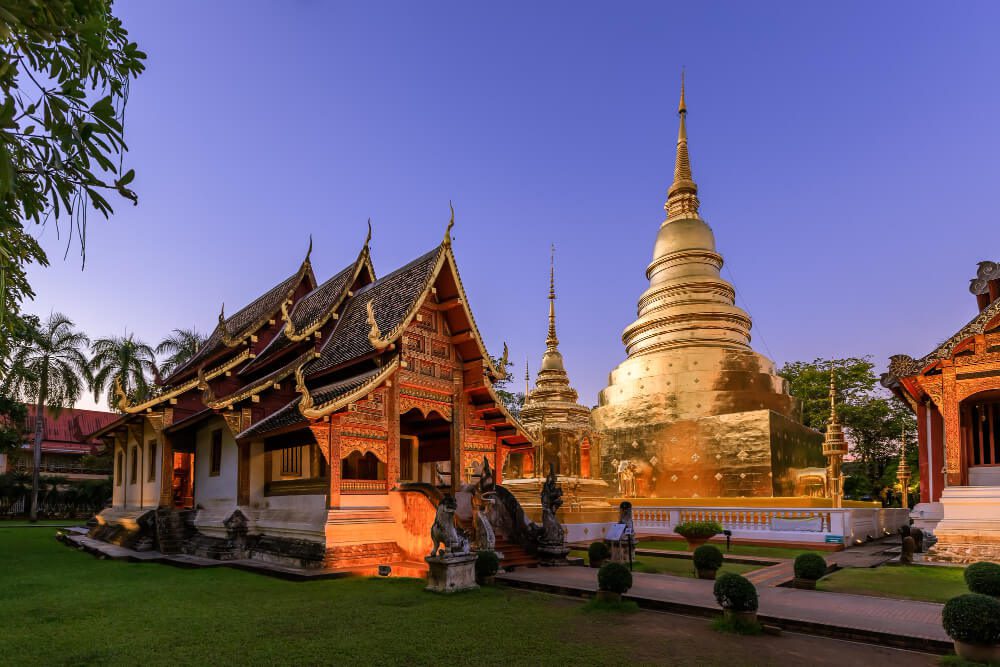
<box><xmin>817</xmin><ymin>564</ymin><xmax>968</xmax><ymax>603</ymax></box>
<box><xmin>0</xmin><ymin>527</ymin><xmax>636</xmax><ymax>665</ymax></box>
<box><xmin>570</xmin><ymin>550</ymin><xmax>759</xmax><ymax>578</ymax></box>
<box><xmin>638</xmin><ymin>539</ymin><xmax>812</xmax><ymax>561</ymax></box>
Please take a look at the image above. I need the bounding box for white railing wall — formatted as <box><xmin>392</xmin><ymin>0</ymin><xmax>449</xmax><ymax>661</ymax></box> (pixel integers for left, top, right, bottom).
<box><xmin>631</xmin><ymin>505</ymin><xmax>910</xmax><ymax>547</ymax></box>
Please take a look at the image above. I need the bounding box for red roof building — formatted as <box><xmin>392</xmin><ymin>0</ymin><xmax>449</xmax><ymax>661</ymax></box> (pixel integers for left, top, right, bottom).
<box><xmin>1</xmin><ymin>406</ymin><xmax>118</xmax><ymax>479</ymax></box>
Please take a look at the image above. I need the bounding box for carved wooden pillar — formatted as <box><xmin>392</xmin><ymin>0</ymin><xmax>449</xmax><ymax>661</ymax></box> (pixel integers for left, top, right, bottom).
<box><xmin>916</xmin><ymin>401</ymin><xmax>929</xmax><ymax>504</ymax></box>
<box><xmin>311</xmin><ymin>420</ymin><xmax>339</xmax><ymax>508</ymax></box>
<box><xmin>941</xmin><ymin>363</ymin><xmax>964</xmax><ymax>486</ymax></box>
<box><xmin>450</xmin><ymin>375</ymin><xmax>464</xmax><ymax>493</ymax></box>
<box><xmin>386</xmin><ymin>375</ymin><xmax>400</xmax><ymax>492</ymax></box>
<box><xmin>148</xmin><ymin>410</ymin><xmax>174</xmax><ymax>509</ymax></box>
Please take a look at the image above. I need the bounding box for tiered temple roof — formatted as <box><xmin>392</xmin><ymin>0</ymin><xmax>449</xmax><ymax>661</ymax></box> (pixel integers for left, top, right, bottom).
<box><xmin>99</xmin><ymin>219</ymin><xmax>530</xmax><ymax>451</ymax></box>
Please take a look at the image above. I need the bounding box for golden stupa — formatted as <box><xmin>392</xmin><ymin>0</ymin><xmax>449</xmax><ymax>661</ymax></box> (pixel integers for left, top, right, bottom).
<box><xmin>591</xmin><ymin>76</ymin><xmax>825</xmax><ymax>499</ymax></box>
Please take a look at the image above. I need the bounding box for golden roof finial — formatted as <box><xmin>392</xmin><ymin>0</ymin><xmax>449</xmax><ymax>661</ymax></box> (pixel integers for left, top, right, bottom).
<box><xmin>304</xmin><ymin>235</ymin><xmax>313</xmax><ymax>265</ymax></box>
<box><xmin>495</xmin><ymin>342</ymin><xmax>509</xmax><ymax>381</ymax></box>
<box><xmin>364</xmin><ymin>218</ymin><xmax>372</xmax><ymax>250</ymax></box>
<box><xmin>665</xmin><ymin>69</ymin><xmax>700</xmax><ymax>222</ymax></box>
<box><xmin>443</xmin><ymin>201</ymin><xmax>455</xmax><ymax>247</ymax></box>
<box><xmin>114</xmin><ymin>376</ymin><xmax>130</xmax><ymax>412</ymax></box>
<box><xmin>294</xmin><ymin>364</ymin><xmax>314</xmax><ymax>414</ymax></box>
<box><xmin>218</xmin><ymin>303</ymin><xmax>227</xmax><ymax>329</ymax></box>
<box><xmin>366</xmin><ymin>300</ymin><xmax>390</xmax><ymax>352</ymax></box>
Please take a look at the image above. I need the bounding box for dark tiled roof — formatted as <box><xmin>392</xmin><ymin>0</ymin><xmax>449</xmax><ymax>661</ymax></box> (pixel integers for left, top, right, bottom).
<box><xmin>166</xmin><ymin>265</ymin><xmax>311</xmax><ymax>383</ymax></box>
<box><xmin>307</xmin><ymin>247</ymin><xmax>441</xmax><ymax>375</ymax></box>
<box><xmin>243</xmin><ymin>260</ymin><xmax>361</xmax><ymax>373</ymax></box>
<box><xmin>236</xmin><ymin>367</ymin><xmax>382</xmax><ymax>440</ymax></box>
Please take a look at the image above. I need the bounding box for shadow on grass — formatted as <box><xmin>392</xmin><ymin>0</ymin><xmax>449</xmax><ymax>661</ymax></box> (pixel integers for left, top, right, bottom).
<box><xmin>939</xmin><ymin>655</ymin><xmax>1000</xmax><ymax>667</ymax></box>
<box><xmin>711</xmin><ymin>616</ymin><xmax>763</xmax><ymax>636</ymax></box>
<box><xmin>581</xmin><ymin>597</ymin><xmax>640</xmax><ymax>614</ymax></box>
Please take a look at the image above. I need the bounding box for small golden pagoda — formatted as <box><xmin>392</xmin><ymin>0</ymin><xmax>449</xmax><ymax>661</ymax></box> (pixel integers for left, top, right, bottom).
<box><xmin>503</xmin><ymin>246</ymin><xmax>614</xmax><ymax>526</ymax></box>
<box><xmin>823</xmin><ymin>369</ymin><xmax>848</xmax><ymax>508</ymax></box>
<box><xmin>592</xmin><ymin>75</ymin><xmax>826</xmax><ymax>499</ymax></box>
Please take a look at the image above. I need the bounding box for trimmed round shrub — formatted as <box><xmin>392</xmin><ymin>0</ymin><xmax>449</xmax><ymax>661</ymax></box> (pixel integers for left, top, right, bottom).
<box><xmin>942</xmin><ymin>594</ymin><xmax>1000</xmax><ymax>645</ymax></box>
<box><xmin>475</xmin><ymin>550</ymin><xmax>500</xmax><ymax>580</ymax></box>
<box><xmin>793</xmin><ymin>553</ymin><xmax>828</xmax><ymax>581</ymax></box>
<box><xmin>713</xmin><ymin>573</ymin><xmax>759</xmax><ymax>612</ymax></box>
<box><xmin>674</xmin><ymin>520</ymin><xmax>724</xmax><ymax>540</ymax></box>
<box><xmin>588</xmin><ymin>541</ymin><xmax>611</xmax><ymax>565</ymax></box>
<box><xmin>598</xmin><ymin>561</ymin><xmax>633</xmax><ymax>594</ymax></box>
<box><xmin>693</xmin><ymin>544</ymin><xmax>724</xmax><ymax>571</ymax></box>
<box><xmin>964</xmin><ymin>561</ymin><xmax>1000</xmax><ymax>597</ymax></box>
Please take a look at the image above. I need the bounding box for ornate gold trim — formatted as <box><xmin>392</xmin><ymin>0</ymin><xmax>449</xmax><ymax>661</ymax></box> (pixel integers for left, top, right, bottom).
<box><xmin>296</xmin><ymin>359</ymin><xmax>399</xmax><ymax>419</ymax></box>
<box><xmin>117</xmin><ymin>350</ymin><xmax>251</xmax><ymax>414</ymax></box>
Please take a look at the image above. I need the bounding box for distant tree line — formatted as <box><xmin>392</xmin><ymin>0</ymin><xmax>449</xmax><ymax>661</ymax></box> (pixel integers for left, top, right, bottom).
<box><xmin>1</xmin><ymin>313</ymin><xmax>205</xmax><ymax>520</ymax></box>
<box><xmin>779</xmin><ymin>357</ymin><xmax>918</xmax><ymax>506</ymax></box>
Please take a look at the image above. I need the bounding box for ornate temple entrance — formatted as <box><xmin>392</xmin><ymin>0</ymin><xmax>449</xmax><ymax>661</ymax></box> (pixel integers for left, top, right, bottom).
<box><xmin>963</xmin><ymin>391</ymin><xmax>1000</xmax><ymax>485</ymax></box>
<box><xmin>399</xmin><ymin>408</ymin><xmax>451</xmax><ymax>487</ymax></box>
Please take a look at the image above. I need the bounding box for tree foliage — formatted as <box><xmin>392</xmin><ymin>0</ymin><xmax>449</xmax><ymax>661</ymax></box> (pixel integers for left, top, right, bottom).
<box><xmin>0</xmin><ymin>393</ymin><xmax>26</xmax><ymax>455</ymax></box>
<box><xmin>0</xmin><ymin>1</ymin><xmax>145</xmax><ymax>362</ymax></box>
<box><xmin>779</xmin><ymin>356</ymin><xmax>916</xmax><ymax>501</ymax></box>
<box><xmin>155</xmin><ymin>327</ymin><xmax>204</xmax><ymax>377</ymax></box>
<box><xmin>490</xmin><ymin>352</ymin><xmax>525</xmax><ymax>419</ymax></box>
<box><xmin>3</xmin><ymin>311</ymin><xmax>90</xmax><ymax>409</ymax></box>
<box><xmin>89</xmin><ymin>332</ymin><xmax>156</xmax><ymax>410</ymax></box>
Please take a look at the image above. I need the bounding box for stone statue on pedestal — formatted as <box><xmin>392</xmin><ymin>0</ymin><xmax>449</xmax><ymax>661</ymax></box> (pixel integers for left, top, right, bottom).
<box><xmin>537</xmin><ymin>463</ymin><xmax>570</xmax><ymax>564</ymax></box>
<box><xmin>425</xmin><ymin>494</ymin><xmax>477</xmax><ymax>594</ymax></box>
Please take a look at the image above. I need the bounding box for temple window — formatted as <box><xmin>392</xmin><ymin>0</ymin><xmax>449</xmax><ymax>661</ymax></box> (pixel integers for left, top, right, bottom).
<box><xmin>129</xmin><ymin>446</ymin><xmax>138</xmax><ymax>485</ymax></box>
<box><xmin>210</xmin><ymin>429</ymin><xmax>223</xmax><ymax>476</ymax></box>
<box><xmin>148</xmin><ymin>440</ymin><xmax>158</xmax><ymax>481</ymax></box>
<box><xmin>116</xmin><ymin>451</ymin><xmax>124</xmax><ymax>486</ymax></box>
<box><xmin>341</xmin><ymin>451</ymin><xmax>385</xmax><ymax>480</ymax></box>
<box><xmin>281</xmin><ymin>446</ymin><xmax>303</xmax><ymax>477</ymax></box>
<box><xmin>966</xmin><ymin>399</ymin><xmax>1000</xmax><ymax>466</ymax></box>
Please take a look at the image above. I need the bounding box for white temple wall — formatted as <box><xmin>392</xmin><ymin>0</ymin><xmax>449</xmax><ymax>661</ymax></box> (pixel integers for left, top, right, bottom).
<box><xmin>192</xmin><ymin>417</ymin><xmax>239</xmax><ymax>537</ymax></box>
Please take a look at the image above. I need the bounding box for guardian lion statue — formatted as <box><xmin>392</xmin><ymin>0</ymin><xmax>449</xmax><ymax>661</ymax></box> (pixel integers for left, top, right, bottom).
<box><xmin>430</xmin><ymin>494</ymin><xmax>469</xmax><ymax>557</ymax></box>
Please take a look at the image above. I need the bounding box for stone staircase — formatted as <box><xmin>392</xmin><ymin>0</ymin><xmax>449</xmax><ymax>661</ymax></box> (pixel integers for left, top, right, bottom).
<box><xmin>155</xmin><ymin>508</ymin><xmax>192</xmax><ymax>554</ymax></box>
<box><xmin>495</xmin><ymin>536</ymin><xmax>539</xmax><ymax>570</ymax></box>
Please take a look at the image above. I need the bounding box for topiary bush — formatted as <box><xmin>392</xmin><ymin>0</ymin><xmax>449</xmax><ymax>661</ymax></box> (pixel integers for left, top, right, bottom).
<box><xmin>674</xmin><ymin>520</ymin><xmax>723</xmax><ymax>540</ymax></box>
<box><xmin>793</xmin><ymin>552</ymin><xmax>828</xmax><ymax>581</ymax></box>
<box><xmin>598</xmin><ymin>561</ymin><xmax>633</xmax><ymax>594</ymax></box>
<box><xmin>588</xmin><ymin>541</ymin><xmax>611</xmax><ymax>565</ymax></box>
<box><xmin>964</xmin><ymin>561</ymin><xmax>1000</xmax><ymax>598</ymax></box>
<box><xmin>693</xmin><ymin>544</ymin><xmax>724</xmax><ymax>571</ymax></box>
<box><xmin>942</xmin><ymin>594</ymin><xmax>1000</xmax><ymax>645</ymax></box>
<box><xmin>713</xmin><ymin>573</ymin><xmax>759</xmax><ymax>612</ymax></box>
<box><xmin>475</xmin><ymin>550</ymin><xmax>500</xmax><ymax>581</ymax></box>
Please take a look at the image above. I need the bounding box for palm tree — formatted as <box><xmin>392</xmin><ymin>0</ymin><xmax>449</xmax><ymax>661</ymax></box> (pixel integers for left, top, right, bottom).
<box><xmin>89</xmin><ymin>333</ymin><xmax>159</xmax><ymax>410</ymax></box>
<box><xmin>4</xmin><ymin>313</ymin><xmax>90</xmax><ymax>522</ymax></box>
<box><xmin>156</xmin><ymin>328</ymin><xmax>205</xmax><ymax>376</ymax></box>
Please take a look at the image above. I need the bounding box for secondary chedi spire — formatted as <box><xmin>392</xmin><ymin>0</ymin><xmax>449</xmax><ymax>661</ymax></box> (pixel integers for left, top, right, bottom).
<box><xmin>504</xmin><ymin>245</ymin><xmax>612</xmax><ymax>534</ymax></box>
<box><xmin>592</xmin><ymin>75</ymin><xmax>825</xmax><ymax>499</ymax></box>
<box><xmin>514</xmin><ymin>245</ymin><xmax>594</xmax><ymax>478</ymax></box>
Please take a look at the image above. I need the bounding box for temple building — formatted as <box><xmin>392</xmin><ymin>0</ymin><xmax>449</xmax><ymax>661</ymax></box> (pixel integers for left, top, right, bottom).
<box><xmin>591</xmin><ymin>78</ymin><xmax>825</xmax><ymax>499</ymax></box>
<box><xmin>502</xmin><ymin>249</ymin><xmax>613</xmax><ymax>537</ymax></box>
<box><xmin>0</xmin><ymin>406</ymin><xmax>116</xmax><ymax>480</ymax></box>
<box><xmin>88</xmin><ymin>216</ymin><xmax>533</xmax><ymax>570</ymax></box>
<box><xmin>883</xmin><ymin>260</ymin><xmax>1000</xmax><ymax>563</ymax></box>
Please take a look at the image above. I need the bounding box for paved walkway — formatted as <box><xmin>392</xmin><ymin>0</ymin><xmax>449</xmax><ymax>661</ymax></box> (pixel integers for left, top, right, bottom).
<box><xmin>498</xmin><ymin>565</ymin><xmax>950</xmax><ymax>653</ymax></box>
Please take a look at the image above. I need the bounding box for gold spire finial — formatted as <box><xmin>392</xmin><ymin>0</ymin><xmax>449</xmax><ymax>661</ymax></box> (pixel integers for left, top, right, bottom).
<box><xmin>443</xmin><ymin>201</ymin><xmax>455</xmax><ymax>247</ymax></box>
<box><xmin>828</xmin><ymin>364</ymin><xmax>838</xmax><ymax>425</ymax></box>
<box><xmin>218</xmin><ymin>303</ymin><xmax>226</xmax><ymax>328</ymax></box>
<box><xmin>525</xmin><ymin>357</ymin><xmax>530</xmax><ymax>396</ymax></box>
<box><xmin>364</xmin><ymin>218</ymin><xmax>372</xmax><ymax>249</ymax></box>
<box><xmin>546</xmin><ymin>244</ymin><xmax>558</xmax><ymax>350</ymax></box>
<box><xmin>665</xmin><ymin>70</ymin><xmax>700</xmax><ymax>221</ymax></box>
<box><xmin>304</xmin><ymin>235</ymin><xmax>313</xmax><ymax>265</ymax></box>
<box><xmin>679</xmin><ymin>68</ymin><xmax>686</xmax><ymax>114</ymax></box>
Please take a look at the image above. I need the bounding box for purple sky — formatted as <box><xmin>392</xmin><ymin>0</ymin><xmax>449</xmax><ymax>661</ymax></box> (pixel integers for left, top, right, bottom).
<box><xmin>26</xmin><ymin>2</ymin><xmax>1000</xmax><ymax>411</ymax></box>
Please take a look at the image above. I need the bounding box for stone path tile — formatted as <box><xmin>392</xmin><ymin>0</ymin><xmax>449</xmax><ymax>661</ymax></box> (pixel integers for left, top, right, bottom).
<box><xmin>497</xmin><ymin>565</ymin><xmax>950</xmax><ymax>652</ymax></box>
